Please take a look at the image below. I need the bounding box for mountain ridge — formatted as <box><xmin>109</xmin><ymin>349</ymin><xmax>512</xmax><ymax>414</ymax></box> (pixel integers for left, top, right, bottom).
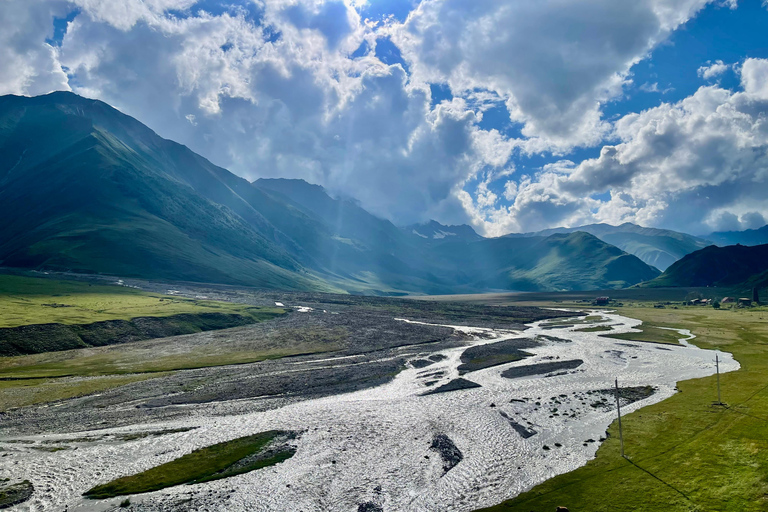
<box><xmin>0</xmin><ymin>92</ymin><xmax>661</xmax><ymax>294</ymax></box>
<box><xmin>641</xmin><ymin>243</ymin><xmax>768</xmax><ymax>291</ymax></box>
<box><xmin>504</xmin><ymin>222</ymin><xmax>711</xmax><ymax>271</ymax></box>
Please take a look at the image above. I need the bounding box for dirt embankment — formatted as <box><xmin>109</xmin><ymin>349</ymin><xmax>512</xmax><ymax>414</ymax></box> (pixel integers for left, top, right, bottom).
<box><xmin>0</xmin><ymin>313</ymin><xmax>266</xmax><ymax>356</ymax></box>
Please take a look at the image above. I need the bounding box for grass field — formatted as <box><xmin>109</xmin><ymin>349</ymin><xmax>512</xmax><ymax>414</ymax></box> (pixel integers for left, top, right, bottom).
<box><xmin>84</xmin><ymin>431</ymin><xmax>296</xmax><ymax>498</ymax></box>
<box><xmin>476</xmin><ymin>302</ymin><xmax>768</xmax><ymax>512</ymax></box>
<box><xmin>0</xmin><ymin>274</ymin><xmax>277</xmax><ymax>328</ymax></box>
<box><xmin>0</xmin><ymin>274</ymin><xmax>300</xmax><ymax>410</ymax></box>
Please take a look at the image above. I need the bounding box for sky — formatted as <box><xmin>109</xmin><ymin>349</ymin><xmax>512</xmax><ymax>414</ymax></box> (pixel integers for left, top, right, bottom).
<box><xmin>2</xmin><ymin>0</ymin><xmax>768</xmax><ymax>236</ymax></box>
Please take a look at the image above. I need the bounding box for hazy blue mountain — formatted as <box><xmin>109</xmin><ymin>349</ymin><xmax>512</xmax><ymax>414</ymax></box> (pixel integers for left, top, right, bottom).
<box><xmin>255</xmin><ymin>180</ymin><xmax>659</xmax><ymax>291</ymax></box>
<box><xmin>0</xmin><ymin>92</ymin><xmax>661</xmax><ymax>294</ymax></box>
<box><xmin>506</xmin><ymin>222</ymin><xmax>711</xmax><ymax>271</ymax></box>
<box><xmin>642</xmin><ymin>243</ymin><xmax>768</xmax><ymax>290</ymax></box>
<box><xmin>428</xmin><ymin>231</ymin><xmax>661</xmax><ymax>291</ymax></box>
<box><xmin>405</xmin><ymin>220</ymin><xmax>483</xmax><ymax>243</ymax></box>
<box><xmin>707</xmin><ymin>225</ymin><xmax>768</xmax><ymax>247</ymax></box>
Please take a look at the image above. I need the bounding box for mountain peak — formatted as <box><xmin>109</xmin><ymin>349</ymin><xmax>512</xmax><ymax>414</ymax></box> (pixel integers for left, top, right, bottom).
<box><xmin>406</xmin><ymin>220</ymin><xmax>482</xmax><ymax>241</ymax></box>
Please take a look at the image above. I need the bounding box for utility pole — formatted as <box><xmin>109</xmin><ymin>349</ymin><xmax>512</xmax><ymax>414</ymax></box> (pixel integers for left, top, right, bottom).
<box><xmin>615</xmin><ymin>378</ymin><xmax>625</xmax><ymax>458</ymax></box>
<box><xmin>716</xmin><ymin>354</ymin><xmax>722</xmax><ymax>405</ymax></box>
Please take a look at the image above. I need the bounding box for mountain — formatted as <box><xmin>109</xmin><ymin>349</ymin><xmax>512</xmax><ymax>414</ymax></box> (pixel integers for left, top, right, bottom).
<box><xmin>405</xmin><ymin>220</ymin><xmax>483</xmax><ymax>242</ymax></box>
<box><xmin>0</xmin><ymin>92</ymin><xmax>660</xmax><ymax>294</ymax></box>
<box><xmin>254</xmin><ymin>180</ymin><xmax>659</xmax><ymax>291</ymax></box>
<box><xmin>707</xmin><ymin>225</ymin><xmax>768</xmax><ymax>247</ymax></box>
<box><xmin>0</xmin><ymin>92</ymin><xmax>332</xmax><ymax>290</ymax></box>
<box><xmin>505</xmin><ymin>222</ymin><xmax>711</xmax><ymax>271</ymax></box>
<box><xmin>642</xmin><ymin>243</ymin><xmax>768</xmax><ymax>290</ymax></box>
<box><xmin>427</xmin><ymin>231</ymin><xmax>660</xmax><ymax>291</ymax></box>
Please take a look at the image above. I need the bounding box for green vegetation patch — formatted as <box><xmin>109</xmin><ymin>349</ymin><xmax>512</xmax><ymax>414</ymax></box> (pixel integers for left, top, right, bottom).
<box><xmin>0</xmin><ymin>373</ymin><xmax>165</xmax><ymax>412</ymax></box>
<box><xmin>0</xmin><ymin>480</ymin><xmax>34</xmax><ymax>509</ymax></box>
<box><xmin>574</xmin><ymin>325</ymin><xmax>613</xmax><ymax>332</ymax></box>
<box><xmin>0</xmin><ymin>274</ymin><xmax>283</xmax><ymax>328</ymax></box>
<box><xmin>84</xmin><ymin>431</ymin><xmax>297</xmax><ymax>499</ymax></box>
<box><xmin>600</xmin><ymin>324</ymin><xmax>683</xmax><ymax>345</ymax></box>
<box><xmin>0</xmin><ymin>311</ymin><xmax>285</xmax><ymax>357</ymax></box>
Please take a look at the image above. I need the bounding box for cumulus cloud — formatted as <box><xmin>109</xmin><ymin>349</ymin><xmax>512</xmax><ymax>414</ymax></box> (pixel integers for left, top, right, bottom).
<box><xmin>697</xmin><ymin>59</ymin><xmax>730</xmax><ymax>80</ymax></box>
<box><xmin>0</xmin><ymin>0</ymin><xmax>71</xmax><ymax>96</ymax></box>
<box><xmin>394</xmin><ymin>0</ymin><xmax>713</xmax><ymax>151</ymax></box>
<box><xmin>470</xmin><ymin>58</ymin><xmax>768</xmax><ymax>235</ymax></box>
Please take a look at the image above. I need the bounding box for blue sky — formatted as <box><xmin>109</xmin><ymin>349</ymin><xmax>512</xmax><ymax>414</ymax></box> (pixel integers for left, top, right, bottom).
<box><xmin>2</xmin><ymin>0</ymin><xmax>768</xmax><ymax>236</ymax></box>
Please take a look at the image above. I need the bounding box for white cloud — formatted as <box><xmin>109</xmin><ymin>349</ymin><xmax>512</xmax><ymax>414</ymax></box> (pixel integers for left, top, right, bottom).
<box><xmin>393</xmin><ymin>0</ymin><xmax>713</xmax><ymax>152</ymax></box>
<box><xmin>697</xmin><ymin>59</ymin><xmax>730</xmax><ymax>80</ymax></box>
<box><xmin>471</xmin><ymin>58</ymin><xmax>768</xmax><ymax>235</ymax></box>
<box><xmin>0</xmin><ymin>0</ymin><xmax>71</xmax><ymax>96</ymax></box>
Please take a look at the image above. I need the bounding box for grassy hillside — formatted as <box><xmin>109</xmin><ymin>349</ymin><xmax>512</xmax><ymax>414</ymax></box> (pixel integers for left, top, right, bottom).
<box><xmin>0</xmin><ymin>93</ymin><xmax>663</xmax><ymax>294</ymax></box>
<box><xmin>643</xmin><ymin>243</ymin><xmax>768</xmax><ymax>289</ymax></box>
<box><xmin>432</xmin><ymin>232</ymin><xmax>660</xmax><ymax>291</ymax></box>
<box><xmin>0</xmin><ymin>93</ymin><xmax>332</xmax><ymax>291</ymax></box>
<box><xmin>475</xmin><ymin>303</ymin><xmax>768</xmax><ymax>512</ymax></box>
<box><xmin>506</xmin><ymin>222</ymin><xmax>710</xmax><ymax>271</ymax></box>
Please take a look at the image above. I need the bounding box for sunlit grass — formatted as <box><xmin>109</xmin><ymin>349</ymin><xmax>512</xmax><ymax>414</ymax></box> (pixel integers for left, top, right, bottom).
<box><xmin>0</xmin><ymin>274</ymin><xmax>278</xmax><ymax>328</ymax></box>
<box><xmin>477</xmin><ymin>304</ymin><xmax>768</xmax><ymax>512</ymax></box>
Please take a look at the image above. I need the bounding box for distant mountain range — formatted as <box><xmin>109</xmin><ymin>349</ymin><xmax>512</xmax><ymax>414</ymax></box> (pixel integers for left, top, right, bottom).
<box><xmin>0</xmin><ymin>91</ymin><xmax>722</xmax><ymax>294</ymax></box>
<box><xmin>505</xmin><ymin>223</ymin><xmax>712</xmax><ymax>271</ymax></box>
<box><xmin>642</xmin><ymin>243</ymin><xmax>768</xmax><ymax>292</ymax></box>
<box><xmin>706</xmin><ymin>225</ymin><xmax>768</xmax><ymax>247</ymax></box>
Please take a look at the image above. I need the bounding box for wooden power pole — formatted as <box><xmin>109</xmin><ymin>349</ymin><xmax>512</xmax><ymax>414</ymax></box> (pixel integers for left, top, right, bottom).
<box><xmin>615</xmin><ymin>378</ymin><xmax>625</xmax><ymax>458</ymax></box>
<box><xmin>716</xmin><ymin>354</ymin><xmax>722</xmax><ymax>405</ymax></box>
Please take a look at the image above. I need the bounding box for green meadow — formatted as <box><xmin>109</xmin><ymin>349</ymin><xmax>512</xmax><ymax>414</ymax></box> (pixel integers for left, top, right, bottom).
<box><xmin>0</xmin><ymin>274</ymin><xmax>278</xmax><ymax>328</ymax></box>
<box><xmin>477</xmin><ymin>303</ymin><xmax>768</xmax><ymax>512</ymax></box>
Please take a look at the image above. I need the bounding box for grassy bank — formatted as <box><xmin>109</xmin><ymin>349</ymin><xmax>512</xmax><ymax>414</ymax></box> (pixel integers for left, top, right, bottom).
<box><xmin>600</xmin><ymin>323</ymin><xmax>684</xmax><ymax>345</ymax></box>
<box><xmin>0</xmin><ymin>373</ymin><xmax>166</xmax><ymax>411</ymax></box>
<box><xmin>476</xmin><ymin>303</ymin><xmax>768</xmax><ymax>512</ymax></box>
<box><xmin>0</xmin><ymin>274</ymin><xmax>278</xmax><ymax>328</ymax></box>
<box><xmin>0</xmin><ymin>274</ymin><xmax>299</xmax><ymax>410</ymax></box>
<box><xmin>84</xmin><ymin>431</ymin><xmax>296</xmax><ymax>499</ymax></box>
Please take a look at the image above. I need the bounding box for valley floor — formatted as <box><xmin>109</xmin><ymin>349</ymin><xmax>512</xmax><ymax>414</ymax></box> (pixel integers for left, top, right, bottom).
<box><xmin>0</xmin><ymin>279</ymin><xmax>736</xmax><ymax>511</ymax></box>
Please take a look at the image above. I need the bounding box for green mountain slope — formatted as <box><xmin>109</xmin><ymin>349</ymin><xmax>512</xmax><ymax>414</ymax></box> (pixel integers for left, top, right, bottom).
<box><xmin>0</xmin><ymin>92</ymin><xmax>327</xmax><ymax>290</ymax></box>
<box><xmin>254</xmin><ymin>180</ymin><xmax>660</xmax><ymax>291</ymax></box>
<box><xmin>0</xmin><ymin>92</ymin><xmax>661</xmax><ymax>294</ymax></box>
<box><xmin>430</xmin><ymin>232</ymin><xmax>660</xmax><ymax>291</ymax></box>
<box><xmin>642</xmin><ymin>244</ymin><xmax>768</xmax><ymax>289</ymax></box>
<box><xmin>506</xmin><ymin>222</ymin><xmax>711</xmax><ymax>271</ymax></box>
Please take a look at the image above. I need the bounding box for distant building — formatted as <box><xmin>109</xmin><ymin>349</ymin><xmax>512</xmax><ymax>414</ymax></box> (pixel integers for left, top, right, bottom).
<box><xmin>721</xmin><ymin>297</ymin><xmax>734</xmax><ymax>304</ymax></box>
<box><xmin>739</xmin><ymin>298</ymin><xmax>752</xmax><ymax>307</ymax></box>
<box><xmin>593</xmin><ymin>296</ymin><xmax>610</xmax><ymax>306</ymax></box>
